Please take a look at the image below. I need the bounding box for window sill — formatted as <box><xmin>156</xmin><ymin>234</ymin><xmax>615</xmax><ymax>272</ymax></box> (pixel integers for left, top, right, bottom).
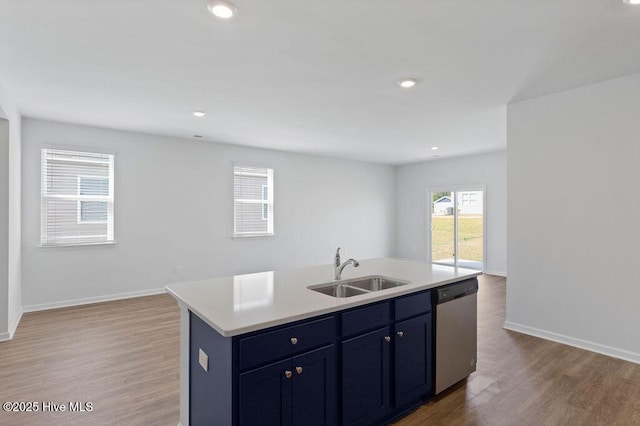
<box><xmin>39</xmin><ymin>241</ymin><xmax>117</xmax><ymax>248</ymax></box>
<box><xmin>232</xmin><ymin>234</ymin><xmax>275</xmax><ymax>240</ymax></box>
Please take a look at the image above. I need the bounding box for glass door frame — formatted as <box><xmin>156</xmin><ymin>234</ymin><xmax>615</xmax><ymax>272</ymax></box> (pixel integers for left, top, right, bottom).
<box><xmin>426</xmin><ymin>184</ymin><xmax>487</xmax><ymax>271</ymax></box>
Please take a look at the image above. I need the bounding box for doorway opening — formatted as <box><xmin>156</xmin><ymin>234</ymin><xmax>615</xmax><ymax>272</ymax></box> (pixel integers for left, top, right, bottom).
<box><xmin>429</xmin><ymin>187</ymin><xmax>485</xmax><ymax>271</ymax></box>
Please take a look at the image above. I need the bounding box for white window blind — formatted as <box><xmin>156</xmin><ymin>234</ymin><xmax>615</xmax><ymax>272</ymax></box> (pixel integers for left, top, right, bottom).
<box><xmin>41</xmin><ymin>148</ymin><xmax>115</xmax><ymax>246</ymax></box>
<box><xmin>234</xmin><ymin>165</ymin><xmax>274</xmax><ymax>236</ymax></box>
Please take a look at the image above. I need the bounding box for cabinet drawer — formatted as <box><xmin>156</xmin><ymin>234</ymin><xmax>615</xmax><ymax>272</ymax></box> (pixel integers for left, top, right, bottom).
<box><xmin>395</xmin><ymin>291</ymin><xmax>431</xmax><ymax>321</ymax></box>
<box><xmin>342</xmin><ymin>302</ymin><xmax>390</xmax><ymax>338</ymax></box>
<box><xmin>239</xmin><ymin>316</ymin><xmax>336</xmax><ymax>370</ymax></box>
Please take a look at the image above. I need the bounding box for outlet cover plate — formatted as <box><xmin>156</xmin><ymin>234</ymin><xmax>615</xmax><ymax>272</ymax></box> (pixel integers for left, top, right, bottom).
<box><xmin>199</xmin><ymin>348</ymin><xmax>208</xmax><ymax>372</ymax></box>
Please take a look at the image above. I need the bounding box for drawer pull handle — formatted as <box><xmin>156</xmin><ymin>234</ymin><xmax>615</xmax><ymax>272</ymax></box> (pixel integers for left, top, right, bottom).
<box><xmin>296</xmin><ymin>366</ymin><xmax>303</xmax><ymax>375</ymax></box>
<box><xmin>384</xmin><ymin>336</ymin><xmax>391</xmax><ymax>343</ymax></box>
<box><xmin>290</xmin><ymin>337</ymin><xmax>298</xmax><ymax>345</ymax></box>
<box><xmin>284</xmin><ymin>370</ymin><xmax>292</xmax><ymax>379</ymax></box>
<box><xmin>397</xmin><ymin>331</ymin><xmax>404</xmax><ymax>338</ymax></box>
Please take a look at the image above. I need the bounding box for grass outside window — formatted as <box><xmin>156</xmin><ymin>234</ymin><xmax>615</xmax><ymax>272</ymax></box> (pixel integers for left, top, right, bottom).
<box><xmin>432</xmin><ymin>214</ymin><xmax>483</xmax><ymax>262</ymax></box>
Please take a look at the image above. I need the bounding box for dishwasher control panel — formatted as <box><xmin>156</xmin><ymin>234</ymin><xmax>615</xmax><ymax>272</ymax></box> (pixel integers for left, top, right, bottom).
<box><xmin>435</xmin><ymin>278</ymin><xmax>478</xmax><ymax>304</ymax></box>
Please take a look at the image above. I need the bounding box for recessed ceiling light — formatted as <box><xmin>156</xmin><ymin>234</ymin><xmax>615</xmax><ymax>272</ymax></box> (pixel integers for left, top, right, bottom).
<box><xmin>207</xmin><ymin>1</ymin><xmax>237</xmax><ymax>18</ymax></box>
<box><xmin>192</xmin><ymin>110</ymin><xmax>207</xmax><ymax>118</ymax></box>
<box><xmin>398</xmin><ymin>78</ymin><xmax>418</xmax><ymax>88</ymax></box>
<box><xmin>431</xmin><ymin>146</ymin><xmax>440</xmax><ymax>151</ymax></box>
<box><xmin>623</xmin><ymin>0</ymin><xmax>640</xmax><ymax>4</ymax></box>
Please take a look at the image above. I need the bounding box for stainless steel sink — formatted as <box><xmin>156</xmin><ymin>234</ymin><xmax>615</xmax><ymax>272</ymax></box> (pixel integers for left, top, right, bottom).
<box><xmin>308</xmin><ymin>276</ymin><xmax>409</xmax><ymax>298</ymax></box>
<box><xmin>311</xmin><ymin>284</ymin><xmax>369</xmax><ymax>298</ymax></box>
<box><xmin>346</xmin><ymin>277</ymin><xmax>406</xmax><ymax>292</ymax></box>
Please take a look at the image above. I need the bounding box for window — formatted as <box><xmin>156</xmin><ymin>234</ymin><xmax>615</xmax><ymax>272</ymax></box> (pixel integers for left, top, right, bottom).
<box><xmin>261</xmin><ymin>185</ymin><xmax>269</xmax><ymax>220</ymax></box>
<box><xmin>41</xmin><ymin>148</ymin><xmax>114</xmax><ymax>246</ymax></box>
<box><xmin>234</xmin><ymin>165</ymin><xmax>273</xmax><ymax>236</ymax></box>
<box><xmin>78</xmin><ymin>176</ymin><xmax>109</xmax><ymax>223</ymax></box>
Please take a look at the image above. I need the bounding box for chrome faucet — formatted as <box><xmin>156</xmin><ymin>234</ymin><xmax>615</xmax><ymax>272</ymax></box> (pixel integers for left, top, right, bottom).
<box><xmin>334</xmin><ymin>247</ymin><xmax>360</xmax><ymax>280</ymax></box>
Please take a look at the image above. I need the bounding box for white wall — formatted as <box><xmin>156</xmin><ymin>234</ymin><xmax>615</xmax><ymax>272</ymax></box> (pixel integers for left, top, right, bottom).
<box><xmin>395</xmin><ymin>151</ymin><xmax>507</xmax><ymax>275</ymax></box>
<box><xmin>0</xmin><ymin>76</ymin><xmax>22</xmax><ymax>341</ymax></box>
<box><xmin>0</xmin><ymin>117</ymin><xmax>9</xmax><ymax>337</ymax></box>
<box><xmin>506</xmin><ymin>73</ymin><xmax>640</xmax><ymax>363</ymax></box>
<box><xmin>21</xmin><ymin>119</ymin><xmax>396</xmax><ymax>310</ymax></box>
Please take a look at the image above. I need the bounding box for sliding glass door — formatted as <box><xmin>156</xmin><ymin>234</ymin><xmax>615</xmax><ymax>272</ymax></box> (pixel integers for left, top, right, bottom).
<box><xmin>431</xmin><ymin>191</ymin><xmax>455</xmax><ymax>264</ymax></box>
<box><xmin>429</xmin><ymin>188</ymin><xmax>484</xmax><ymax>270</ymax></box>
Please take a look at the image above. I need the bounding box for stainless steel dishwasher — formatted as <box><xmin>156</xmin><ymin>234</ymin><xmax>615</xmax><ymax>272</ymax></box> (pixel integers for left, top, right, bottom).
<box><xmin>433</xmin><ymin>278</ymin><xmax>479</xmax><ymax>394</ymax></box>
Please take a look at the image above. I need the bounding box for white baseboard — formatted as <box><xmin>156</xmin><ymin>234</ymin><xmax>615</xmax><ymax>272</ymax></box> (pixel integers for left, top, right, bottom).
<box><xmin>484</xmin><ymin>270</ymin><xmax>506</xmax><ymax>277</ymax></box>
<box><xmin>0</xmin><ymin>308</ymin><xmax>24</xmax><ymax>342</ymax></box>
<box><xmin>503</xmin><ymin>321</ymin><xmax>640</xmax><ymax>365</ymax></box>
<box><xmin>23</xmin><ymin>287</ymin><xmax>167</xmax><ymax>313</ymax></box>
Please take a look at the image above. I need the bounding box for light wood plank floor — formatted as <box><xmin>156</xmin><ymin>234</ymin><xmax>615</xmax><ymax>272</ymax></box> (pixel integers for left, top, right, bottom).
<box><xmin>394</xmin><ymin>275</ymin><xmax>640</xmax><ymax>426</ymax></box>
<box><xmin>0</xmin><ymin>294</ymin><xmax>180</xmax><ymax>425</ymax></box>
<box><xmin>1</xmin><ymin>276</ymin><xmax>639</xmax><ymax>425</ymax></box>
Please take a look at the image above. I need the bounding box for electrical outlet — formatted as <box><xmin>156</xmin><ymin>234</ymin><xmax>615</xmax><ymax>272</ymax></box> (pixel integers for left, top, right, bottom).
<box><xmin>199</xmin><ymin>348</ymin><xmax>208</xmax><ymax>372</ymax></box>
<box><xmin>174</xmin><ymin>266</ymin><xmax>181</xmax><ymax>274</ymax></box>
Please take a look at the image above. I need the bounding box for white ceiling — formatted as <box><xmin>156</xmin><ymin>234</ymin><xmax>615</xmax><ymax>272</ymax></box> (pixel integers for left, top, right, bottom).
<box><xmin>1</xmin><ymin>0</ymin><xmax>638</xmax><ymax>165</ymax></box>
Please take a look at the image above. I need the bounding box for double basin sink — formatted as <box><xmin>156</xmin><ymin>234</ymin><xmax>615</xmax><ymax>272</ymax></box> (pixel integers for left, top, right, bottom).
<box><xmin>308</xmin><ymin>276</ymin><xmax>408</xmax><ymax>298</ymax></box>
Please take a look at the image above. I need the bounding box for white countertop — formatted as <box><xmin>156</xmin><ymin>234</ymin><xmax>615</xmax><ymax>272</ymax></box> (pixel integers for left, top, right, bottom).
<box><xmin>165</xmin><ymin>258</ymin><xmax>481</xmax><ymax>337</ymax></box>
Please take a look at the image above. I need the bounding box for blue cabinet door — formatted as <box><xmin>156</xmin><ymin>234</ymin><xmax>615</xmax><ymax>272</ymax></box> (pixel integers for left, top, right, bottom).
<box><xmin>239</xmin><ymin>358</ymin><xmax>292</xmax><ymax>426</ymax></box>
<box><xmin>342</xmin><ymin>327</ymin><xmax>391</xmax><ymax>426</ymax></box>
<box><xmin>239</xmin><ymin>346</ymin><xmax>337</xmax><ymax>426</ymax></box>
<box><xmin>394</xmin><ymin>313</ymin><xmax>432</xmax><ymax>408</ymax></box>
<box><xmin>291</xmin><ymin>346</ymin><xmax>337</xmax><ymax>426</ymax></box>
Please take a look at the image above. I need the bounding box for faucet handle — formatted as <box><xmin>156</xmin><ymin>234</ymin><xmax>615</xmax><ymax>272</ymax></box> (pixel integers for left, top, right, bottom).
<box><xmin>334</xmin><ymin>247</ymin><xmax>341</xmax><ymax>266</ymax></box>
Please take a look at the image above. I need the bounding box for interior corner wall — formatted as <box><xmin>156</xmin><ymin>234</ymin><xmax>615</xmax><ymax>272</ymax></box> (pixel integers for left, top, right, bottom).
<box><xmin>0</xmin><ymin>77</ymin><xmax>22</xmax><ymax>341</ymax></box>
<box><xmin>8</xmin><ymin>113</ymin><xmax>22</xmax><ymax>335</ymax></box>
<box><xmin>21</xmin><ymin>119</ymin><xmax>396</xmax><ymax>310</ymax></box>
<box><xmin>506</xmin><ymin>73</ymin><xmax>640</xmax><ymax>363</ymax></box>
<box><xmin>394</xmin><ymin>150</ymin><xmax>507</xmax><ymax>276</ymax></box>
<box><xmin>0</xmin><ymin>117</ymin><xmax>9</xmax><ymax>338</ymax></box>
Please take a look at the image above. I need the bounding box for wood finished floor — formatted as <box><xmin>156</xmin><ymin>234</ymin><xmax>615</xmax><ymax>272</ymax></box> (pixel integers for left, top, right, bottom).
<box><xmin>394</xmin><ymin>275</ymin><xmax>640</xmax><ymax>426</ymax></box>
<box><xmin>0</xmin><ymin>294</ymin><xmax>180</xmax><ymax>425</ymax></box>
<box><xmin>0</xmin><ymin>276</ymin><xmax>639</xmax><ymax>425</ymax></box>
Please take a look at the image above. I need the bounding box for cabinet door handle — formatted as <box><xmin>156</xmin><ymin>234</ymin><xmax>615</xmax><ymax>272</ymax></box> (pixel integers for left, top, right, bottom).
<box><xmin>384</xmin><ymin>336</ymin><xmax>391</xmax><ymax>343</ymax></box>
<box><xmin>397</xmin><ymin>331</ymin><xmax>404</xmax><ymax>338</ymax></box>
<box><xmin>290</xmin><ymin>337</ymin><xmax>298</xmax><ymax>345</ymax></box>
<box><xmin>284</xmin><ymin>370</ymin><xmax>292</xmax><ymax>379</ymax></box>
<box><xmin>295</xmin><ymin>366</ymin><xmax>303</xmax><ymax>375</ymax></box>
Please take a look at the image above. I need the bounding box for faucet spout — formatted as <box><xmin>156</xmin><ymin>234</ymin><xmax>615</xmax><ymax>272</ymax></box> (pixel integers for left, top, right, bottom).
<box><xmin>335</xmin><ymin>257</ymin><xmax>360</xmax><ymax>280</ymax></box>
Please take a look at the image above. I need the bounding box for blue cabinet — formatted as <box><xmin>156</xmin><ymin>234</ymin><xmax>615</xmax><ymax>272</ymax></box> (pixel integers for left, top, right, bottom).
<box><xmin>341</xmin><ymin>291</ymin><xmax>433</xmax><ymax>426</ymax></box>
<box><xmin>291</xmin><ymin>347</ymin><xmax>337</xmax><ymax>425</ymax></box>
<box><xmin>394</xmin><ymin>314</ymin><xmax>432</xmax><ymax>408</ymax></box>
<box><xmin>342</xmin><ymin>327</ymin><xmax>392</xmax><ymax>425</ymax></box>
<box><xmin>189</xmin><ymin>288</ymin><xmax>434</xmax><ymax>425</ymax></box>
<box><xmin>239</xmin><ymin>346</ymin><xmax>337</xmax><ymax>426</ymax></box>
<box><xmin>190</xmin><ymin>312</ymin><xmax>337</xmax><ymax>425</ymax></box>
<box><xmin>239</xmin><ymin>358</ymin><xmax>291</xmax><ymax>426</ymax></box>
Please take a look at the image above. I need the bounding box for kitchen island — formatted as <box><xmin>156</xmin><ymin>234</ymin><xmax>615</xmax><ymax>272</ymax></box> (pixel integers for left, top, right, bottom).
<box><xmin>166</xmin><ymin>258</ymin><xmax>481</xmax><ymax>426</ymax></box>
